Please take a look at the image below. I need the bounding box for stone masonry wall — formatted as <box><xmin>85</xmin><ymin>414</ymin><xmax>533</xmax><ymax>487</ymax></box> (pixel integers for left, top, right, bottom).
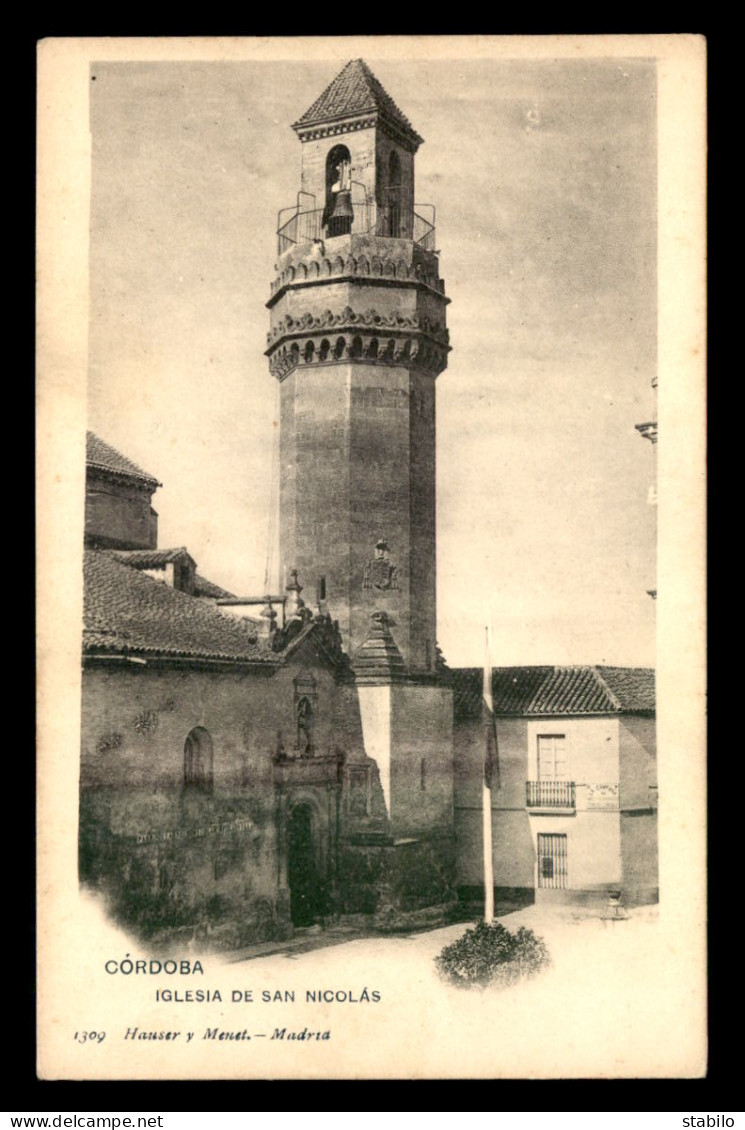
<box><xmin>80</xmin><ymin>659</ymin><xmax>367</xmax><ymax>949</ymax></box>
<box><xmin>85</xmin><ymin>474</ymin><xmax>156</xmax><ymax>550</ymax></box>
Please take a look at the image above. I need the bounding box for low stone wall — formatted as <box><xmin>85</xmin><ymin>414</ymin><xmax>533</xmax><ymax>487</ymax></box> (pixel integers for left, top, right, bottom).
<box><xmin>79</xmin><ymin>787</ymin><xmax>290</xmax><ymax>952</ymax></box>
<box><xmin>337</xmin><ymin>833</ymin><xmax>456</xmax><ymax>925</ymax></box>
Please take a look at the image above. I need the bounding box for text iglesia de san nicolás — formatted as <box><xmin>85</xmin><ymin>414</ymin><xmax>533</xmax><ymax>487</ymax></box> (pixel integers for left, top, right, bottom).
<box><xmin>80</xmin><ymin>60</ymin><xmax>658</xmax><ymax>949</ymax></box>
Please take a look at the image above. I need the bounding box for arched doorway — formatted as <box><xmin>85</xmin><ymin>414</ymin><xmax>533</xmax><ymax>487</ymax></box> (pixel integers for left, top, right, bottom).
<box><xmin>287</xmin><ymin>803</ymin><xmax>323</xmax><ymax>927</ymax></box>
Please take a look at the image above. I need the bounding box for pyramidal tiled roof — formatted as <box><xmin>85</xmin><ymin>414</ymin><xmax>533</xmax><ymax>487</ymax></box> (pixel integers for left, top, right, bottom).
<box><xmin>293</xmin><ymin>59</ymin><xmax>423</xmax><ymax>145</ymax></box>
<box><xmin>452</xmin><ymin>665</ymin><xmax>655</xmax><ymax>720</ymax></box>
<box><xmin>86</xmin><ymin>432</ymin><xmax>161</xmax><ymax>488</ymax></box>
<box><xmin>352</xmin><ymin>612</ymin><xmax>407</xmax><ymax>684</ymax></box>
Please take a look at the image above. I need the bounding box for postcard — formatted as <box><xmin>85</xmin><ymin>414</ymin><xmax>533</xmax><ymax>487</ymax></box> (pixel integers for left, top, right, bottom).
<box><xmin>36</xmin><ymin>34</ymin><xmax>707</xmax><ymax>1080</ymax></box>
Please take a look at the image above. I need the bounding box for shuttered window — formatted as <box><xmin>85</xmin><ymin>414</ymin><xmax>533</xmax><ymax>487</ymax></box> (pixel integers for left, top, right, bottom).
<box><xmin>537</xmin><ymin>734</ymin><xmax>568</xmax><ymax>780</ymax></box>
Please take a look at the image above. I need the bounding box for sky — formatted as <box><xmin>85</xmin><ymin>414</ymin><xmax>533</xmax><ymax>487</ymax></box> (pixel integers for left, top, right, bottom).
<box><xmin>87</xmin><ymin>52</ymin><xmax>658</xmax><ymax>669</ymax></box>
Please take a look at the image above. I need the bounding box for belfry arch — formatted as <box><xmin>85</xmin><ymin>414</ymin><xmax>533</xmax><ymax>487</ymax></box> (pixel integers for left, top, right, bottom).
<box><xmin>324</xmin><ymin>144</ymin><xmax>353</xmax><ymax>237</ymax></box>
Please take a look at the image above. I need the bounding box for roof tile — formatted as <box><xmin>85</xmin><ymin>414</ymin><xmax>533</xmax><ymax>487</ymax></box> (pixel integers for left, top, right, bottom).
<box><xmin>452</xmin><ymin>665</ymin><xmax>655</xmax><ymax>719</ymax></box>
<box><xmin>193</xmin><ymin>574</ymin><xmax>236</xmax><ymax>601</ymax></box>
<box><xmin>595</xmin><ymin>666</ymin><xmax>656</xmax><ymax>712</ymax></box>
<box><xmin>293</xmin><ymin>59</ymin><xmax>422</xmax><ymax>144</ymax></box>
<box><xmin>86</xmin><ymin>432</ymin><xmax>161</xmax><ymax>488</ymax></box>
<box><xmin>83</xmin><ymin>550</ymin><xmax>275</xmax><ymax>664</ymax></box>
<box><xmin>111</xmin><ymin>548</ymin><xmax>192</xmax><ymax>568</ymax></box>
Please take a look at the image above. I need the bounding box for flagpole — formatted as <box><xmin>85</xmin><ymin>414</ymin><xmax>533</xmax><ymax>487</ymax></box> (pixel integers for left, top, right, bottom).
<box><xmin>482</xmin><ymin>625</ymin><xmax>495</xmax><ymax>923</ymax></box>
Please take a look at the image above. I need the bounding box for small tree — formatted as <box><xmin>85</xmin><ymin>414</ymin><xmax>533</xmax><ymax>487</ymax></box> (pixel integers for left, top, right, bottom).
<box><xmin>435</xmin><ymin>920</ymin><xmax>551</xmax><ymax>989</ymax></box>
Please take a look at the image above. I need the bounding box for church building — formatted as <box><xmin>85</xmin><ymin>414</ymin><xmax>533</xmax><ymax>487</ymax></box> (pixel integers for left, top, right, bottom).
<box><xmin>80</xmin><ymin>60</ymin><xmax>657</xmax><ymax>950</ymax></box>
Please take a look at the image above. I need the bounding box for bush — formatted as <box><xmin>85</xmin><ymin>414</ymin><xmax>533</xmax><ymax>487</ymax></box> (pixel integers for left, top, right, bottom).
<box><xmin>435</xmin><ymin>920</ymin><xmax>551</xmax><ymax>989</ymax></box>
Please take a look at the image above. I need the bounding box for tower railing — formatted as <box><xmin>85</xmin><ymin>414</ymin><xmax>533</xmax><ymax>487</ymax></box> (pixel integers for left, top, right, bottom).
<box><xmin>277</xmin><ymin>203</ymin><xmax>436</xmax><ymax>255</ymax></box>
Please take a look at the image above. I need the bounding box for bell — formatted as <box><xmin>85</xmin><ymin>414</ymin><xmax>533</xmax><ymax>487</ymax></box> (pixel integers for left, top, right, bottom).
<box><xmin>327</xmin><ymin>190</ymin><xmax>354</xmax><ymax>236</ymax></box>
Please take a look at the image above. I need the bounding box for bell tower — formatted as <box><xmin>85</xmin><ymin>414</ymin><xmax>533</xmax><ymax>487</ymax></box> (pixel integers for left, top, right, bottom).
<box><xmin>267</xmin><ymin>58</ymin><xmax>454</xmax><ymax>860</ymax></box>
<box><xmin>267</xmin><ymin>59</ymin><xmax>449</xmax><ymax>678</ymax></box>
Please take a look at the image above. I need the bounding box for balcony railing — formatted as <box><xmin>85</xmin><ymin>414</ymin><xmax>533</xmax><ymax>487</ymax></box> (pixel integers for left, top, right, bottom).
<box><xmin>277</xmin><ymin>202</ymin><xmax>436</xmax><ymax>255</ymax></box>
<box><xmin>526</xmin><ymin>781</ymin><xmax>576</xmax><ymax>809</ymax></box>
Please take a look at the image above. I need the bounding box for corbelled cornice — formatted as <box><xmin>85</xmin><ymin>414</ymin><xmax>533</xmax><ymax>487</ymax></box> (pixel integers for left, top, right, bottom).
<box><xmin>266</xmin><ymin>305</ymin><xmax>450</xmax><ymax>381</ymax></box>
<box><xmin>268</xmin><ymin>246</ymin><xmax>446</xmax><ymax>305</ymax></box>
<box><xmin>267</xmin><ymin>305</ymin><xmax>449</xmax><ymax>349</ymax></box>
<box><xmin>293</xmin><ymin>115</ymin><xmax>421</xmax><ymax>153</ymax></box>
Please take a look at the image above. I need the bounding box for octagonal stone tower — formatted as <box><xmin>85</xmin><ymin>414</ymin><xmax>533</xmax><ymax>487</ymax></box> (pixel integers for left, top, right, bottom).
<box><xmin>267</xmin><ymin>59</ymin><xmax>450</xmax><ymax>678</ymax></box>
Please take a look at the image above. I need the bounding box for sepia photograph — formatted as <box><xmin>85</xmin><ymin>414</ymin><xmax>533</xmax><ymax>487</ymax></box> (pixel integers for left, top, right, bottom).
<box><xmin>36</xmin><ymin>35</ymin><xmax>706</xmax><ymax>1080</ymax></box>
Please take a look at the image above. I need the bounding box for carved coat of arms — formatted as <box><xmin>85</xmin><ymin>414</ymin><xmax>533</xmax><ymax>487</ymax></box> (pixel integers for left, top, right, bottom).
<box><xmin>363</xmin><ymin>540</ymin><xmax>398</xmax><ymax>591</ymax></box>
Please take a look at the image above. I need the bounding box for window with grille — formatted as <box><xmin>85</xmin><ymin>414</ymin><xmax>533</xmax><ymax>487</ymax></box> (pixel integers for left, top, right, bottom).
<box><xmin>537</xmin><ymin>833</ymin><xmax>568</xmax><ymax>889</ymax></box>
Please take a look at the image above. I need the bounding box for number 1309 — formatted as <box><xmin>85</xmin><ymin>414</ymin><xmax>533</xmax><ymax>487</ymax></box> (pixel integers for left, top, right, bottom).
<box><xmin>74</xmin><ymin>1031</ymin><xmax>106</xmax><ymax>1044</ymax></box>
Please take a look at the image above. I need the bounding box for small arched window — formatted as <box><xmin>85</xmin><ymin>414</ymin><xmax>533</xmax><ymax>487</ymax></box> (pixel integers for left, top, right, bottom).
<box><xmin>184</xmin><ymin>726</ymin><xmax>213</xmax><ymax>789</ymax></box>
